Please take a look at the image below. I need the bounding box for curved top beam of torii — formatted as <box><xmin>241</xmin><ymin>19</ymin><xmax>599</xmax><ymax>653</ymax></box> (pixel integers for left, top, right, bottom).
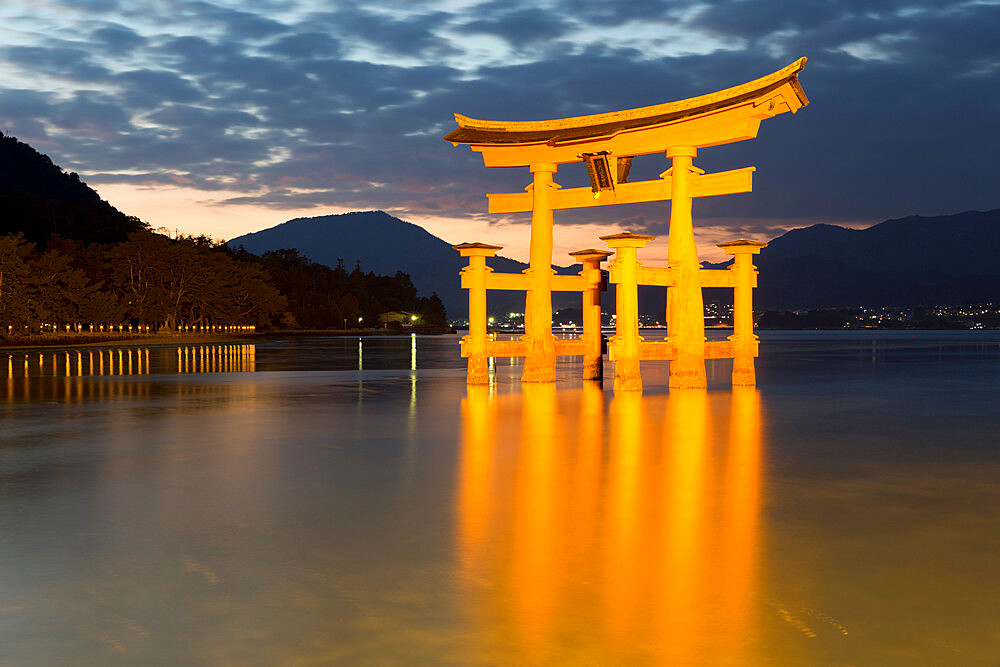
<box><xmin>444</xmin><ymin>57</ymin><xmax>808</xmax><ymax>168</ymax></box>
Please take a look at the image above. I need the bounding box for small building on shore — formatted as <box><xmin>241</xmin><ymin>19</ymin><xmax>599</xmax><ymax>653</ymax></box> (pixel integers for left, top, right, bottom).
<box><xmin>379</xmin><ymin>311</ymin><xmax>419</xmax><ymax>327</ymax></box>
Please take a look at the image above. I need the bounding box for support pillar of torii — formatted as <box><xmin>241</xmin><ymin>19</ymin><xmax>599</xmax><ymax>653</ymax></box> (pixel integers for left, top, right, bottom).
<box><xmin>445</xmin><ymin>58</ymin><xmax>809</xmax><ymax>385</ymax></box>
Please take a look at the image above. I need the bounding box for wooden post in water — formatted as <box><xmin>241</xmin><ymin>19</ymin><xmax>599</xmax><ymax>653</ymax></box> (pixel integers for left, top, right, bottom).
<box><xmin>568</xmin><ymin>249</ymin><xmax>612</xmax><ymax>381</ymax></box>
<box><xmin>718</xmin><ymin>240</ymin><xmax>767</xmax><ymax>386</ymax></box>
<box><xmin>455</xmin><ymin>242</ymin><xmax>502</xmax><ymax>384</ymax></box>
<box><xmin>602</xmin><ymin>232</ymin><xmax>654</xmax><ymax>392</ymax></box>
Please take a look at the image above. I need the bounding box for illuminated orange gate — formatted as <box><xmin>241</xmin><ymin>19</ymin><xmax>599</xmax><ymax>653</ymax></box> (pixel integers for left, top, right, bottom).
<box><xmin>446</xmin><ymin>58</ymin><xmax>809</xmax><ymax>389</ymax></box>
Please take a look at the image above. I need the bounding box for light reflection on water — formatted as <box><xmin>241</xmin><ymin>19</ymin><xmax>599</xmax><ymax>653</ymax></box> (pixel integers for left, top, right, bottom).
<box><xmin>458</xmin><ymin>384</ymin><xmax>763</xmax><ymax>664</ymax></box>
<box><xmin>5</xmin><ymin>345</ymin><xmax>255</xmax><ymax>378</ymax></box>
<box><xmin>0</xmin><ymin>332</ymin><xmax>999</xmax><ymax>664</ymax></box>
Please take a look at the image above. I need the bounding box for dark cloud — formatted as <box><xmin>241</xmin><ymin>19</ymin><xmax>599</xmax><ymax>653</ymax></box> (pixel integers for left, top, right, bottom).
<box><xmin>461</xmin><ymin>5</ymin><xmax>573</xmax><ymax>47</ymax></box>
<box><xmin>144</xmin><ymin>104</ymin><xmax>259</xmax><ymax>133</ymax></box>
<box><xmin>160</xmin><ymin>36</ymin><xmax>301</xmax><ymax>88</ymax></box>
<box><xmin>0</xmin><ymin>88</ymin><xmax>53</xmax><ymax>119</ymax></box>
<box><xmin>48</xmin><ymin>91</ymin><xmax>131</xmax><ymax>139</ymax></box>
<box><xmin>896</xmin><ymin>3</ymin><xmax>1000</xmax><ymax>72</ymax></box>
<box><xmin>553</xmin><ymin>0</ymin><xmax>690</xmax><ymax>27</ymax></box>
<box><xmin>7</xmin><ymin>45</ymin><xmax>111</xmax><ymax>81</ymax></box>
<box><xmin>60</xmin><ymin>0</ymin><xmax>121</xmax><ymax>9</ymax></box>
<box><xmin>115</xmin><ymin>69</ymin><xmax>204</xmax><ymax>107</ymax></box>
<box><xmin>91</xmin><ymin>24</ymin><xmax>146</xmax><ymax>54</ymax></box>
<box><xmin>263</xmin><ymin>32</ymin><xmax>342</xmax><ymax>59</ymax></box>
<box><xmin>693</xmin><ymin>0</ymin><xmax>857</xmax><ymax>42</ymax></box>
<box><xmin>183</xmin><ymin>1</ymin><xmax>290</xmax><ymax>40</ymax></box>
<box><xmin>313</xmin><ymin>8</ymin><xmax>458</xmax><ymax>57</ymax></box>
<box><xmin>615</xmin><ymin>213</ymin><xmax>654</xmax><ymax>235</ymax></box>
<box><xmin>0</xmin><ymin>89</ymin><xmax>55</xmax><ymax>140</ymax></box>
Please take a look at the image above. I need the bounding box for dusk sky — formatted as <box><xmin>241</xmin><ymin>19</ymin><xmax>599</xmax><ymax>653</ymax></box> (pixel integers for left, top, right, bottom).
<box><xmin>2</xmin><ymin>0</ymin><xmax>998</xmax><ymax>263</ymax></box>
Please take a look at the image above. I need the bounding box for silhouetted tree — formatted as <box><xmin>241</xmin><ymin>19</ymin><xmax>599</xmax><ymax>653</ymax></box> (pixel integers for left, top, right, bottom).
<box><xmin>0</xmin><ymin>234</ymin><xmax>31</xmax><ymax>328</ymax></box>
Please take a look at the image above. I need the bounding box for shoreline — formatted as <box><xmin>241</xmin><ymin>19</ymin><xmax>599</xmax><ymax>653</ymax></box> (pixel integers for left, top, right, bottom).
<box><xmin>265</xmin><ymin>327</ymin><xmax>456</xmax><ymax>337</ymax></box>
<box><xmin>0</xmin><ymin>327</ymin><xmax>457</xmax><ymax>351</ymax></box>
<box><xmin>0</xmin><ymin>333</ymin><xmax>265</xmax><ymax>352</ymax></box>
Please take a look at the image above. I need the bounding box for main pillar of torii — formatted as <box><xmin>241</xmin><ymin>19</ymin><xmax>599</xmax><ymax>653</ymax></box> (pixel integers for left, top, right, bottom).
<box><xmin>445</xmin><ymin>58</ymin><xmax>808</xmax><ymax>385</ymax></box>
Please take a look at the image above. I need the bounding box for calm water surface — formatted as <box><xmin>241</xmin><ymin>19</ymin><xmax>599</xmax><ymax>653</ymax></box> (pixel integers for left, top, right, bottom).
<box><xmin>1</xmin><ymin>332</ymin><xmax>999</xmax><ymax>665</ymax></box>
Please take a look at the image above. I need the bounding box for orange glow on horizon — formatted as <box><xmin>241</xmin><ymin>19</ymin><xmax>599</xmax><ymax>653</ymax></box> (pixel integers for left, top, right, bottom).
<box><xmin>88</xmin><ymin>182</ymin><xmax>826</xmax><ymax>264</ymax></box>
<box><xmin>90</xmin><ymin>183</ymin><xmax>336</xmax><ymax>242</ymax></box>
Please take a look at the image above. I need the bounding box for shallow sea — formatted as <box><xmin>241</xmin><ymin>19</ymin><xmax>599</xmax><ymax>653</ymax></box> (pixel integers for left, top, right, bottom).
<box><xmin>1</xmin><ymin>331</ymin><xmax>999</xmax><ymax>665</ymax></box>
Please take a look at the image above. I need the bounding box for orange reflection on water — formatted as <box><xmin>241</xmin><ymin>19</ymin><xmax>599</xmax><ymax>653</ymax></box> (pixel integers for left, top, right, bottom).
<box><xmin>3</xmin><ymin>345</ymin><xmax>256</xmax><ymax>403</ymax></box>
<box><xmin>456</xmin><ymin>385</ymin><xmax>764</xmax><ymax>663</ymax></box>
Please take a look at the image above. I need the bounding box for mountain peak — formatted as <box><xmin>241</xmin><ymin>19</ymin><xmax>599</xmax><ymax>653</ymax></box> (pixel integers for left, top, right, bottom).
<box><xmin>228</xmin><ymin>210</ymin><xmax>578</xmax><ymax>317</ymax></box>
<box><xmin>274</xmin><ymin>210</ymin><xmax>438</xmax><ymax>238</ymax></box>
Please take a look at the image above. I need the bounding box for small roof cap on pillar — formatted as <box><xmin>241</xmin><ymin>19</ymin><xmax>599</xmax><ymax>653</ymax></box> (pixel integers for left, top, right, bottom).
<box><xmin>600</xmin><ymin>231</ymin><xmax>656</xmax><ymax>248</ymax></box>
<box><xmin>717</xmin><ymin>239</ymin><xmax>767</xmax><ymax>254</ymax></box>
<box><xmin>568</xmin><ymin>248</ymin><xmax>613</xmax><ymax>261</ymax></box>
<box><xmin>454</xmin><ymin>241</ymin><xmax>503</xmax><ymax>257</ymax></box>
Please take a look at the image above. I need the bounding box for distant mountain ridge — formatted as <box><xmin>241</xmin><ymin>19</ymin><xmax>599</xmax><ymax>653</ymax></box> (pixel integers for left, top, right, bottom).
<box><xmin>231</xmin><ymin>208</ymin><xmax>1000</xmax><ymax>317</ymax></box>
<box><xmin>752</xmin><ymin>209</ymin><xmax>1000</xmax><ymax>309</ymax></box>
<box><xmin>227</xmin><ymin>211</ymin><xmax>581</xmax><ymax>317</ymax></box>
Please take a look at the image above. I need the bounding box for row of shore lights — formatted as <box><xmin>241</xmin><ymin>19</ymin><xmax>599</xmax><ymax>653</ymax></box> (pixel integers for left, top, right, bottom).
<box><xmin>176</xmin><ymin>325</ymin><xmax>257</xmax><ymax>333</ymax></box>
<box><xmin>6</xmin><ymin>324</ymin><xmax>257</xmax><ymax>334</ymax></box>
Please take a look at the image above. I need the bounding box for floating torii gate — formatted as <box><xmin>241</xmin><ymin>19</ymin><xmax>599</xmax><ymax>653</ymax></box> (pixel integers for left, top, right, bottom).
<box><xmin>446</xmin><ymin>58</ymin><xmax>808</xmax><ymax>388</ymax></box>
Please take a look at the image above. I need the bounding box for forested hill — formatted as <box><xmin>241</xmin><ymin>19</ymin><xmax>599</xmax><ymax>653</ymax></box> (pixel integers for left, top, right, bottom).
<box><xmin>0</xmin><ymin>134</ymin><xmax>447</xmax><ymax>333</ymax></box>
<box><xmin>0</xmin><ymin>133</ymin><xmax>146</xmax><ymax>244</ymax></box>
